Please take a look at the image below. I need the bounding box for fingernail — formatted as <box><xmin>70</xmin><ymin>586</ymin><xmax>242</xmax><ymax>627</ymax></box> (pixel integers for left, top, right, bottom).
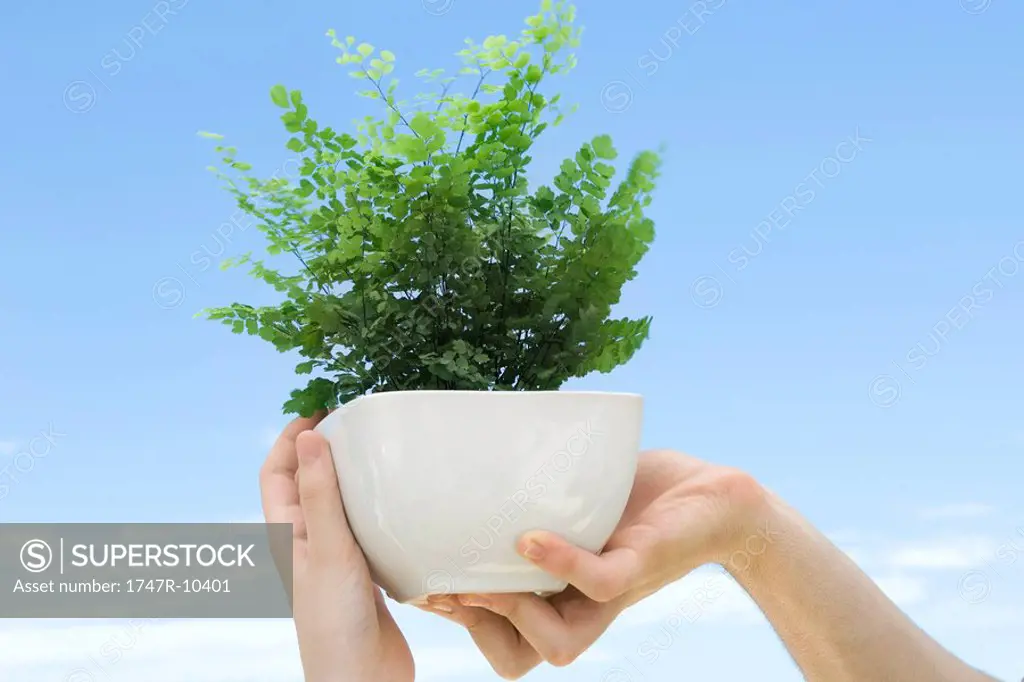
<box><xmin>428</xmin><ymin>603</ymin><xmax>453</xmax><ymax>614</ymax></box>
<box><xmin>521</xmin><ymin>539</ymin><xmax>546</xmax><ymax>561</ymax></box>
<box><xmin>459</xmin><ymin>595</ymin><xmax>490</xmax><ymax>609</ymax></box>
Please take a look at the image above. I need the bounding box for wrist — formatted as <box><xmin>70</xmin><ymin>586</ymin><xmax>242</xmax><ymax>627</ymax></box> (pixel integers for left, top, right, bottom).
<box><xmin>707</xmin><ymin>468</ymin><xmax>785</xmax><ymax>582</ymax></box>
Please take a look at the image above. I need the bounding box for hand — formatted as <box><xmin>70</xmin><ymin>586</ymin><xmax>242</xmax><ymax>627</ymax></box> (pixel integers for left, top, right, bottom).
<box><xmin>261</xmin><ymin>415</ymin><xmax>415</xmax><ymax>682</ymax></box>
<box><xmin>421</xmin><ymin>449</ymin><xmax>766</xmax><ymax>678</ymax></box>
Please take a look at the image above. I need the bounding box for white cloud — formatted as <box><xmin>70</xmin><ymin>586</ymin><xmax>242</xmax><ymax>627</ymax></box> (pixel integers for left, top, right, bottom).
<box><xmin>613</xmin><ymin>565</ymin><xmax>929</xmax><ymax>633</ymax></box>
<box><xmin>887</xmin><ymin>537</ymin><xmax>994</xmax><ymax>570</ymax></box>
<box><xmin>923</xmin><ymin>598</ymin><xmax>1024</xmax><ymax>630</ymax></box>
<box><xmin>577</xmin><ymin>647</ymin><xmax>616</xmax><ymax>663</ymax></box>
<box><xmin>615</xmin><ymin>567</ymin><xmax>762</xmax><ymax>630</ymax></box>
<box><xmin>841</xmin><ymin>547</ymin><xmax>871</xmax><ymax>566</ymax></box>
<box><xmin>0</xmin><ymin>619</ymin><xmax>300</xmax><ymax>680</ymax></box>
<box><xmin>917</xmin><ymin>504</ymin><xmax>995</xmax><ymax>520</ymax></box>
<box><xmin>412</xmin><ymin>646</ymin><xmax>491</xmax><ymax>680</ymax></box>
<box><xmin>0</xmin><ymin>619</ymin><xmax>485</xmax><ymax>682</ymax></box>
<box><xmin>3</xmin><ymin>518</ymin><xmax>1009</xmax><ymax>681</ymax></box>
<box><xmin>872</xmin><ymin>574</ymin><xmax>929</xmax><ymax>606</ymax></box>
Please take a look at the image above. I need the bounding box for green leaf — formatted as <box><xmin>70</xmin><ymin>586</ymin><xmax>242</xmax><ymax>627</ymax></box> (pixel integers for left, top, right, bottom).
<box><xmin>200</xmin><ymin>2</ymin><xmax>660</xmax><ymax>412</ymax></box>
<box><xmin>196</xmin><ymin>131</ymin><xmax>224</xmax><ymax>139</ymax></box>
<box><xmin>270</xmin><ymin>84</ymin><xmax>290</xmax><ymax>108</ymax></box>
<box><xmin>591</xmin><ymin>134</ymin><xmax>617</xmax><ymax>159</ymax></box>
<box><xmin>408</xmin><ymin>111</ymin><xmax>439</xmax><ymax>138</ymax></box>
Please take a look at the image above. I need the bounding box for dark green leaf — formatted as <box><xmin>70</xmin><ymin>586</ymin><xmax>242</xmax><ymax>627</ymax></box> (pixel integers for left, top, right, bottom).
<box><xmin>201</xmin><ymin>3</ymin><xmax>660</xmax><ymax>413</ymax></box>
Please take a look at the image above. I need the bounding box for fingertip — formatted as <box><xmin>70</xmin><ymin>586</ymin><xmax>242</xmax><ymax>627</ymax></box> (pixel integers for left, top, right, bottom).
<box><xmin>427</xmin><ymin>595</ymin><xmax>456</xmax><ymax>613</ymax></box>
<box><xmin>517</xmin><ymin>530</ymin><xmax>564</xmax><ymax>562</ymax></box>
<box><xmin>458</xmin><ymin>593</ymin><xmax>491</xmax><ymax>609</ymax></box>
<box><xmin>280</xmin><ymin>414</ymin><xmax>321</xmax><ymax>441</ymax></box>
<box><xmin>295</xmin><ymin>430</ymin><xmax>329</xmax><ymax>465</ymax></box>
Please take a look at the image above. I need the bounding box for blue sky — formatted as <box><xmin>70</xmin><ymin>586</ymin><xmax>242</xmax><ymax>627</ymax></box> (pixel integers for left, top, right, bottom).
<box><xmin>2</xmin><ymin>0</ymin><xmax>1023</xmax><ymax>679</ymax></box>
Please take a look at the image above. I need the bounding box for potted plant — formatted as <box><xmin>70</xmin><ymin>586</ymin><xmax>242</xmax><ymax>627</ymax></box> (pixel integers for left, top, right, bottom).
<box><xmin>200</xmin><ymin>0</ymin><xmax>661</xmax><ymax>602</ymax></box>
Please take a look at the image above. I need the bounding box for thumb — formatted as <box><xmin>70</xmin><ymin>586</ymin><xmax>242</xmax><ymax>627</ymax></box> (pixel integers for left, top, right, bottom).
<box><xmin>296</xmin><ymin>430</ymin><xmax>356</xmax><ymax>566</ymax></box>
<box><xmin>517</xmin><ymin>531</ymin><xmax>640</xmax><ymax>603</ymax></box>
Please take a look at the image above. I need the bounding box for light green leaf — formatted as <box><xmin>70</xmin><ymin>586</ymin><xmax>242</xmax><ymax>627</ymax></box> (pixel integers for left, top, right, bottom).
<box><xmin>199</xmin><ymin>2</ymin><xmax>660</xmax><ymax>414</ymax></box>
<box><xmin>270</xmin><ymin>84</ymin><xmax>289</xmax><ymax>108</ymax></box>
<box><xmin>591</xmin><ymin>134</ymin><xmax>617</xmax><ymax>159</ymax></box>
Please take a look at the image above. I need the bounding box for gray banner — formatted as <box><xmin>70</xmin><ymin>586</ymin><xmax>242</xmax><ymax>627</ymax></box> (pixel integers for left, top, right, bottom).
<box><xmin>0</xmin><ymin>523</ymin><xmax>293</xmax><ymax>618</ymax></box>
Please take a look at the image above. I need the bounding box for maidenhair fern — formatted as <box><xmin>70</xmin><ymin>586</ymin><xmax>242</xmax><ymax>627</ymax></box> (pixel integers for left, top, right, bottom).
<box><xmin>199</xmin><ymin>1</ymin><xmax>661</xmax><ymax>417</ymax></box>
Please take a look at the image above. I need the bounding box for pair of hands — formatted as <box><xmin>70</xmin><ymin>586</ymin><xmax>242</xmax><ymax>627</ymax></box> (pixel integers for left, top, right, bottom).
<box><xmin>260</xmin><ymin>414</ymin><xmax>765</xmax><ymax>682</ymax></box>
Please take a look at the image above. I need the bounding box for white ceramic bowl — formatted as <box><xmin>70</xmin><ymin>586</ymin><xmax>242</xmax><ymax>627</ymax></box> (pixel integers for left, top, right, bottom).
<box><xmin>314</xmin><ymin>390</ymin><xmax>642</xmax><ymax>603</ymax></box>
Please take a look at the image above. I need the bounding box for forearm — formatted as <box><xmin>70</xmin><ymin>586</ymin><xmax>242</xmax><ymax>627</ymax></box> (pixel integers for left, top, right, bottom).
<box><xmin>724</xmin><ymin>486</ymin><xmax>999</xmax><ymax>682</ymax></box>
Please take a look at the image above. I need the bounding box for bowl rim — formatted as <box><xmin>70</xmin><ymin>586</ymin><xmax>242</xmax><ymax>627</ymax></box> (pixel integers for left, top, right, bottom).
<box><xmin>348</xmin><ymin>389</ymin><xmax>642</xmax><ymax>405</ymax></box>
